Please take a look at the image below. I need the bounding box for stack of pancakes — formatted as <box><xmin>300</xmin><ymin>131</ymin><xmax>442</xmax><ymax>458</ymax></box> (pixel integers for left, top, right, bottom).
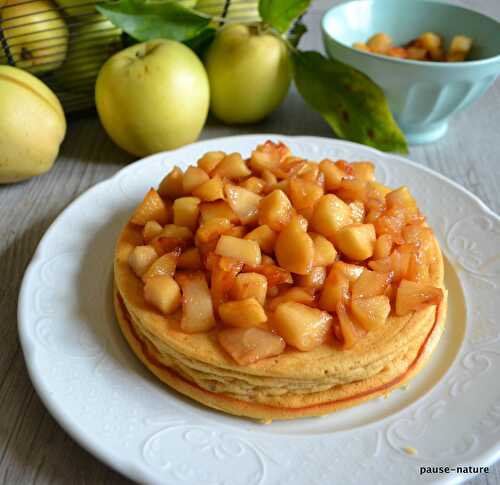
<box><xmin>114</xmin><ymin>221</ymin><xmax>447</xmax><ymax>421</ymax></box>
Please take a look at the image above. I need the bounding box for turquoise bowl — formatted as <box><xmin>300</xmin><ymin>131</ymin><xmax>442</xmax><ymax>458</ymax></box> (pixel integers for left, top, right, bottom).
<box><xmin>322</xmin><ymin>0</ymin><xmax>500</xmax><ymax>144</ymax></box>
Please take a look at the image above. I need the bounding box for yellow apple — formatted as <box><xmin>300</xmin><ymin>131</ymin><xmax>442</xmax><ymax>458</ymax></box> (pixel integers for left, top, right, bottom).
<box><xmin>54</xmin><ymin>14</ymin><xmax>122</xmax><ymax>92</ymax></box>
<box><xmin>204</xmin><ymin>24</ymin><xmax>291</xmax><ymax>124</ymax></box>
<box><xmin>0</xmin><ymin>0</ymin><xmax>68</xmax><ymax>74</ymax></box>
<box><xmin>0</xmin><ymin>66</ymin><xmax>66</xmax><ymax>183</ymax></box>
<box><xmin>195</xmin><ymin>0</ymin><xmax>259</xmax><ymax>22</ymax></box>
<box><xmin>95</xmin><ymin>39</ymin><xmax>210</xmax><ymax>156</ymax></box>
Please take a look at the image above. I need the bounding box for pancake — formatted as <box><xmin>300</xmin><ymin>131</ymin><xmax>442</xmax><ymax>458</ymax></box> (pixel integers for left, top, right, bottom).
<box><xmin>114</xmin><ymin>221</ymin><xmax>446</xmax><ymax>420</ymax></box>
<box><xmin>112</xmin><ymin>142</ymin><xmax>447</xmax><ymax>421</ymax></box>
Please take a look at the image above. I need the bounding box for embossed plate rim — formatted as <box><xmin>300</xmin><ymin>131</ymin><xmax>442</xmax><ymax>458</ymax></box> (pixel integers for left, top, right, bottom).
<box><xmin>18</xmin><ymin>135</ymin><xmax>500</xmax><ymax>485</ymax></box>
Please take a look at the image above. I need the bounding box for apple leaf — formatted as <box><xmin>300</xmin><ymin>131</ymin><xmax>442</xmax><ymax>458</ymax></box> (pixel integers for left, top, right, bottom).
<box><xmin>184</xmin><ymin>27</ymin><xmax>216</xmax><ymax>56</ymax></box>
<box><xmin>97</xmin><ymin>0</ymin><xmax>211</xmax><ymax>42</ymax></box>
<box><xmin>259</xmin><ymin>0</ymin><xmax>311</xmax><ymax>33</ymax></box>
<box><xmin>287</xmin><ymin>20</ymin><xmax>307</xmax><ymax>48</ymax></box>
<box><xmin>291</xmin><ymin>50</ymin><xmax>408</xmax><ymax>153</ymax></box>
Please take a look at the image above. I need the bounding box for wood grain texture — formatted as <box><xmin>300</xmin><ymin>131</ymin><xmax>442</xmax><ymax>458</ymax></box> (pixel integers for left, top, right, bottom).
<box><xmin>0</xmin><ymin>0</ymin><xmax>498</xmax><ymax>483</ymax></box>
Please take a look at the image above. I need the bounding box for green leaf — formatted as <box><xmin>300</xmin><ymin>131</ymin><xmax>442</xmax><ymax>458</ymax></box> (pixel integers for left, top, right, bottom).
<box><xmin>184</xmin><ymin>27</ymin><xmax>216</xmax><ymax>56</ymax></box>
<box><xmin>259</xmin><ymin>0</ymin><xmax>311</xmax><ymax>33</ymax></box>
<box><xmin>291</xmin><ymin>50</ymin><xmax>407</xmax><ymax>153</ymax></box>
<box><xmin>97</xmin><ymin>0</ymin><xmax>211</xmax><ymax>43</ymax></box>
<box><xmin>287</xmin><ymin>20</ymin><xmax>307</xmax><ymax>48</ymax></box>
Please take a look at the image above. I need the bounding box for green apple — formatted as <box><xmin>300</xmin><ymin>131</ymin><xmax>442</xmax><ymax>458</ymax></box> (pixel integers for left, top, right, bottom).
<box><xmin>195</xmin><ymin>0</ymin><xmax>259</xmax><ymax>22</ymax></box>
<box><xmin>0</xmin><ymin>0</ymin><xmax>68</xmax><ymax>74</ymax></box>
<box><xmin>178</xmin><ymin>0</ymin><xmax>197</xmax><ymax>8</ymax></box>
<box><xmin>54</xmin><ymin>14</ymin><xmax>122</xmax><ymax>92</ymax></box>
<box><xmin>0</xmin><ymin>66</ymin><xmax>66</xmax><ymax>183</ymax></box>
<box><xmin>95</xmin><ymin>39</ymin><xmax>210</xmax><ymax>156</ymax></box>
<box><xmin>204</xmin><ymin>24</ymin><xmax>291</xmax><ymax>124</ymax></box>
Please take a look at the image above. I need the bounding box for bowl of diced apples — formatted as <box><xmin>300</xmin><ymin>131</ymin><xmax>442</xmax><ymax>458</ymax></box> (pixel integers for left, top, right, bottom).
<box><xmin>322</xmin><ymin>0</ymin><xmax>500</xmax><ymax>144</ymax></box>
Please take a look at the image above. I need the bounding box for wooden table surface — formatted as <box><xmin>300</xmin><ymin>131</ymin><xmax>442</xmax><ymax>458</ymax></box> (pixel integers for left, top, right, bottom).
<box><xmin>1</xmin><ymin>0</ymin><xmax>499</xmax><ymax>483</ymax></box>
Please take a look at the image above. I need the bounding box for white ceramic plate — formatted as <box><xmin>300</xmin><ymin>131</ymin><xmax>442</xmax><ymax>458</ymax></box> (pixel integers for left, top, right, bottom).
<box><xmin>19</xmin><ymin>135</ymin><xmax>500</xmax><ymax>485</ymax></box>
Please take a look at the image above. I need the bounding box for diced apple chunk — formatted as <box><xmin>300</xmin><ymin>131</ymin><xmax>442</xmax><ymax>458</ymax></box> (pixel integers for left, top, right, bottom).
<box><xmin>351</xmin><ymin>161</ymin><xmax>375</xmax><ymax>181</ymax></box>
<box><xmin>351</xmin><ymin>269</ymin><xmax>390</xmax><ymax>299</ymax></box>
<box><xmin>200</xmin><ymin>200</ymin><xmax>239</xmax><ymax>224</ymax></box>
<box><xmin>244</xmin><ymin>225</ymin><xmax>277</xmax><ymax>254</ymax></box>
<box><xmin>310</xmin><ymin>233</ymin><xmax>337</xmax><ymax>267</ymax></box>
<box><xmin>386</xmin><ymin>186</ymin><xmax>417</xmax><ymax>210</ymax></box>
<box><xmin>289</xmin><ymin>177</ymin><xmax>324</xmax><ymax>210</ymax></box>
<box><xmin>215</xmin><ymin>235</ymin><xmax>262</xmax><ymax>266</ymax></box>
<box><xmin>294</xmin><ymin>266</ymin><xmax>327</xmax><ymax>289</ymax></box>
<box><xmin>173</xmin><ymin>197</ymin><xmax>200</xmax><ymax>231</ymax></box>
<box><xmin>182</xmin><ymin>166</ymin><xmax>209</xmax><ymax>194</ymax></box>
<box><xmin>318</xmin><ymin>268</ymin><xmax>349</xmax><ymax>312</ymax></box>
<box><xmin>373</xmin><ymin>234</ymin><xmax>393</xmax><ymax>259</ymax></box>
<box><xmin>218</xmin><ymin>327</ymin><xmax>285</xmax><ymax>365</ymax></box>
<box><xmin>213</xmin><ymin>152</ymin><xmax>251</xmax><ymax>179</ymax></box>
<box><xmin>128</xmin><ymin>245</ymin><xmax>158</xmax><ymax>277</ymax></box>
<box><xmin>333</xmin><ymin>261</ymin><xmax>364</xmax><ymax>283</ymax></box>
<box><xmin>258</xmin><ymin>189</ymin><xmax>293</xmax><ymax>231</ymax></box>
<box><xmin>225</xmin><ymin>226</ymin><xmax>247</xmax><ymax>238</ymax></box>
<box><xmin>131</xmin><ymin>188</ymin><xmax>170</xmax><ymax>226</ymax></box>
<box><xmin>219</xmin><ymin>298</ymin><xmax>268</xmax><ymax>329</ymax></box>
<box><xmin>370</xmin><ymin>249</ymin><xmax>411</xmax><ymax>282</ymax></box>
<box><xmin>196</xmin><ymin>217</ymin><xmax>232</xmax><ymax>244</ymax></box>
<box><xmin>338</xmin><ymin>178</ymin><xmax>370</xmax><ymax>203</ymax></box>
<box><xmin>267</xmin><ymin>287</ymin><xmax>315</xmax><ymax>311</ymax></box>
<box><xmin>245</xmin><ymin>263</ymin><xmax>293</xmax><ymax>288</ymax></box>
<box><xmin>335</xmin><ymin>223</ymin><xmax>376</xmax><ymax>260</ymax></box>
<box><xmin>406</xmin><ymin>252</ymin><xmax>430</xmax><ymax>283</ymax></box>
<box><xmin>144</xmin><ymin>275</ymin><xmax>181</xmax><ymax>315</ymax></box>
<box><xmin>351</xmin><ymin>295</ymin><xmax>390</xmax><ymax>330</ymax></box>
<box><xmin>261</xmin><ymin>169</ymin><xmax>278</xmax><ymax>191</ymax></box>
<box><xmin>349</xmin><ymin>201</ymin><xmax>365</xmax><ymax>223</ymax></box>
<box><xmin>224</xmin><ymin>184</ymin><xmax>262</xmax><ymax>225</ymax></box>
<box><xmin>240</xmin><ymin>176</ymin><xmax>266</xmax><ymax>194</ymax></box>
<box><xmin>275</xmin><ymin>217</ymin><xmax>314</xmax><ymax>275</ymax></box>
<box><xmin>142</xmin><ymin>220</ymin><xmax>163</xmax><ymax>244</ymax></box>
<box><xmin>158</xmin><ymin>166</ymin><xmax>184</xmax><ymax>199</ymax></box>
<box><xmin>274</xmin><ymin>302</ymin><xmax>332</xmax><ymax>351</ymax></box>
<box><xmin>176</xmin><ymin>271</ymin><xmax>216</xmax><ymax>332</ymax></box>
<box><xmin>156</xmin><ymin>224</ymin><xmax>193</xmax><ymax>242</ymax></box>
<box><xmin>319</xmin><ymin>159</ymin><xmax>345</xmax><ymax>191</ymax></box>
<box><xmin>210</xmin><ymin>256</ymin><xmax>243</xmax><ymax>311</ymax></box>
<box><xmin>337</xmin><ymin>302</ymin><xmax>366</xmax><ymax>349</ymax></box>
<box><xmin>395</xmin><ymin>280</ymin><xmax>443</xmax><ymax>316</ymax></box>
<box><xmin>249</xmin><ymin>143</ymin><xmax>281</xmax><ymax>173</ymax></box>
<box><xmin>192</xmin><ymin>176</ymin><xmax>224</xmax><ymax>202</ymax></box>
<box><xmin>177</xmin><ymin>247</ymin><xmax>202</xmax><ymax>270</ymax></box>
<box><xmin>197</xmin><ymin>151</ymin><xmax>225</xmax><ymax>174</ymax></box>
<box><xmin>312</xmin><ymin>194</ymin><xmax>353</xmax><ymax>240</ymax></box>
<box><xmin>369</xmin><ymin>181</ymin><xmax>392</xmax><ymax>199</ymax></box>
<box><xmin>230</xmin><ymin>272</ymin><xmax>268</xmax><ymax>305</ymax></box>
<box><xmin>142</xmin><ymin>251</ymin><xmax>178</xmax><ymax>281</ymax></box>
<box><xmin>151</xmin><ymin>224</ymin><xmax>193</xmax><ymax>254</ymax></box>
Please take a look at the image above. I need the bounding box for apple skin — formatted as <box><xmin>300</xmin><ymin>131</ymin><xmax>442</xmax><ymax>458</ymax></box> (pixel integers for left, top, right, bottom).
<box><xmin>54</xmin><ymin>0</ymin><xmax>195</xmax><ymax>16</ymax></box>
<box><xmin>95</xmin><ymin>39</ymin><xmax>210</xmax><ymax>156</ymax></box>
<box><xmin>0</xmin><ymin>0</ymin><xmax>68</xmax><ymax>74</ymax></box>
<box><xmin>54</xmin><ymin>14</ymin><xmax>122</xmax><ymax>92</ymax></box>
<box><xmin>204</xmin><ymin>24</ymin><xmax>291</xmax><ymax>124</ymax></box>
<box><xmin>0</xmin><ymin>66</ymin><xmax>66</xmax><ymax>183</ymax></box>
<box><xmin>195</xmin><ymin>0</ymin><xmax>259</xmax><ymax>22</ymax></box>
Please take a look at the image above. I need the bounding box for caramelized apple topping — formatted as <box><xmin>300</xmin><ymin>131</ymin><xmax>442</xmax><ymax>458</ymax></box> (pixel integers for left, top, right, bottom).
<box><xmin>126</xmin><ymin>141</ymin><xmax>443</xmax><ymax>364</ymax></box>
<box><xmin>218</xmin><ymin>327</ymin><xmax>286</xmax><ymax>365</ymax></box>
